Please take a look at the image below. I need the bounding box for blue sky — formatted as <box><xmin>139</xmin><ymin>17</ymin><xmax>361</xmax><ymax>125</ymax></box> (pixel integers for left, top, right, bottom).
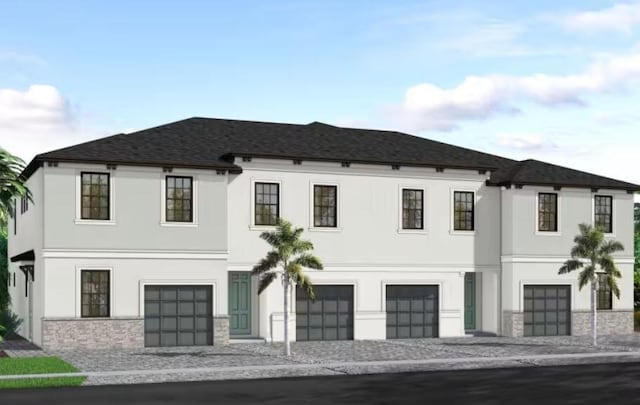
<box><xmin>2</xmin><ymin>1</ymin><xmax>640</xmax><ymax>187</ymax></box>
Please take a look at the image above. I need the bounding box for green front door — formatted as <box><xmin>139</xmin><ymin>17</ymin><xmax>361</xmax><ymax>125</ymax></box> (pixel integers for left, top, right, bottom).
<box><xmin>229</xmin><ymin>272</ymin><xmax>251</xmax><ymax>335</ymax></box>
<box><xmin>464</xmin><ymin>273</ymin><xmax>476</xmax><ymax>330</ymax></box>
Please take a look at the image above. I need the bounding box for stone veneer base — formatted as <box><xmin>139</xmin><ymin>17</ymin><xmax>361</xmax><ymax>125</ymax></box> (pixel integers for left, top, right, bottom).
<box><xmin>570</xmin><ymin>310</ymin><xmax>634</xmax><ymax>336</ymax></box>
<box><xmin>501</xmin><ymin>310</ymin><xmax>634</xmax><ymax>337</ymax></box>
<box><xmin>42</xmin><ymin>317</ymin><xmax>145</xmax><ymax>350</ymax></box>
<box><xmin>213</xmin><ymin>316</ymin><xmax>230</xmax><ymax>346</ymax></box>
<box><xmin>42</xmin><ymin>315</ymin><xmax>232</xmax><ymax>349</ymax></box>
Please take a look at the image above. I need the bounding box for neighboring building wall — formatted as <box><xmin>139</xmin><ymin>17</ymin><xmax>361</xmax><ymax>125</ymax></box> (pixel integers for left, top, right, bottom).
<box><xmin>501</xmin><ymin>187</ymin><xmax>635</xmax><ymax>336</ymax></box>
<box><xmin>227</xmin><ymin>159</ymin><xmax>503</xmax><ymax>340</ymax></box>
<box><xmin>8</xmin><ymin>168</ymin><xmax>44</xmax><ymax>345</ymax></box>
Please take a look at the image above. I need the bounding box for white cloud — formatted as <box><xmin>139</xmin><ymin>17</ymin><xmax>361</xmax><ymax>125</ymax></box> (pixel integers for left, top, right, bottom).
<box><xmin>388</xmin><ymin>52</ymin><xmax>640</xmax><ymax>132</ymax></box>
<box><xmin>493</xmin><ymin>133</ymin><xmax>557</xmax><ymax>151</ymax></box>
<box><xmin>0</xmin><ymin>85</ymin><xmax>104</xmax><ymax>163</ymax></box>
<box><xmin>561</xmin><ymin>2</ymin><xmax>640</xmax><ymax>34</ymax></box>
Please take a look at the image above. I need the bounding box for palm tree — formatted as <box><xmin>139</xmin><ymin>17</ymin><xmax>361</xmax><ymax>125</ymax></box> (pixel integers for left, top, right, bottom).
<box><xmin>252</xmin><ymin>219</ymin><xmax>323</xmax><ymax>356</ymax></box>
<box><xmin>559</xmin><ymin>223</ymin><xmax>624</xmax><ymax>346</ymax></box>
<box><xmin>0</xmin><ymin>148</ymin><xmax>31</xmax><ymax>231</ymax></box>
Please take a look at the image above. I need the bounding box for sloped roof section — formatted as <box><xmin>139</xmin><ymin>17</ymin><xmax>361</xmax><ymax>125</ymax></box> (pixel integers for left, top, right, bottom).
<box><xmin>488</xmin><ymin>159</ymin><xmax>639</xmax><ymax>191</ymax></box>
<box><xmin>23</xmin><ymin>117</ymin><xmax>639</xmax><ymax>192</ymax></box>
<box><xmin>25</xmin><ymin>117</ymin><xmax>514</xmax><ymax>176</ymax></box>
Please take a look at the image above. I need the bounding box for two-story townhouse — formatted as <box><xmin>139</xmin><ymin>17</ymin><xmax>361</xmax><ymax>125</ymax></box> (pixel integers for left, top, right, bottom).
<box><xmin>7</xmin><ymin>118</ymin><xmax>638</xmax><ymax>349</ymax></box>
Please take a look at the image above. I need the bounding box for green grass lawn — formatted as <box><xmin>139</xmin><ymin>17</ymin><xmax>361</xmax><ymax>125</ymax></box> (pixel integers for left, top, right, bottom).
<box><xmin>0</xmin><ymin>377</ymin><xmax>85</xmax><ymax>389</ymax></box>
<box><xmin>0</xmin><ymin>357</ymin><xmax>86</xmax><ymax>389</ymax></box>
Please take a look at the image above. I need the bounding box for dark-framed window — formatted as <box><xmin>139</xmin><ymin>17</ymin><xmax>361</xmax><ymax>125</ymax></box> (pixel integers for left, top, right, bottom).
<box><xmin>594</xmin><ymin>195</ymin><xmax>613</xmax><ymax>233</ymax></box>
<box><xmin>597</xmin><ymin>273</ymin><xmax>612</xmax><ymax>310</ymax></box>
<box><xmin>402</xmin><ymin>189</ymin><xmax>423</xmax><ymax>230</ymax></box>
<box><xmin>453</xmin><ymin>191</ymin><xmax>474</xmax><ymax>231</ymax></box>
<box><xmin>81</xmin><ymin>270</ymin><xmax>110</xmax><ymax>318</ymax></box>
<box><xmin>20</xmin><ymin>197</ymin><xmax>28</xmax><ymax>214</ymax></box>
<box><xmin>81</xmin><ymin>172</ymin><xmax>110</xmax><ymax>220</ymax></box>
<box><xmin>313</xmin><ymin>185</ymin><xmax>337</xmax><ymax>227</ymax></box>
<box><xmin>538</xmin><ymin>193</ymin><xmax>558</xmax><ymax>232</ymax></box>
<box><xmin>255</xmin><ymin>182</ymin><xmax>279</xmax><ymax>226</ymax></box>
<box><xmin>166</xmin><ymin>176</ymin><xmax>193</xmax><ymax>222</ymax></box>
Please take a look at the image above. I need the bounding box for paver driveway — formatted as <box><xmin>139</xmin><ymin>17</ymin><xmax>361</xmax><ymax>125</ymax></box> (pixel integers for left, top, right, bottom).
<box><xmin>50</xmin><ymin>334</ymin><xmax>640</xmax><ymax>373</ymax></box>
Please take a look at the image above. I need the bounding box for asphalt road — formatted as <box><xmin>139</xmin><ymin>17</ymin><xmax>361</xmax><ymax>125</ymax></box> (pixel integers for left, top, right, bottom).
<box><xmin>4</xmin><ymin>362</ymin><xmax>640</xmax><ymax>404</ymax></box>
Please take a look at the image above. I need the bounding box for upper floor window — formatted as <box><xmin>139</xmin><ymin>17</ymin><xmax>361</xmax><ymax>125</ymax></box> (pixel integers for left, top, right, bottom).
<box><xmin>20</xmin><ymin>196</ymin><xmax>28</xmax><ymax>214</ymax></box>
<box><xmin>538</xmin><ymin>193</ymin><xmax>558</xmax><ymax>232</ymax></box>
<box><xmin>81</xmin><ymin>270</ymin><xmax>110</xmax><ymax>318</ymax></box>
<box><xmin>453</xmin><ymin>191</ymin><xmax>474</xmax><ymax>231</ymax></box>
<box><xmin>166</xmin><ymin>176</ymin><xmax>193</xmax><ymax>222</ymax></box>
<box><xmin>313</xmin><ymin>185</ymin><xmax>337</xmax><ymax>227</ymax></box>
<box><xmin>597</xmin><ymin>273</ymin><xmax>612</xmax><ymax>310</ymax></box>
<box><xmin>255</xmin><ymin>182</ymin><xmax>279</xmax><ymax>226</ymax></box>
<box><xmin>402</xmin><ymin>189</ymin><xmax>423</xmax><ymax>230</ymax></box>
<box><xmin>81</xmin><ymin>172</ymin><xmax>110</xmax><ymax>220</ymax></box>
<box><xmin>594</xmin><ymin>195</ymin><xmax>613</xmax><ymax>233</ymax></box>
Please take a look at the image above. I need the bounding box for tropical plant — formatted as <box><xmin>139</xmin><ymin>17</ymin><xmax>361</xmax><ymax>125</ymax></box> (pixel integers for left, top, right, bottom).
<box><xmin>0</xmin><ymin>309</ymin><xmax>22</xmax><ymax>338</ymax></box>
<box><xmin>559</xmin><ymin>223</ymin><xmax>624</xmax><ymax>345</ymax></box>
<box><xmin>0</xmin><ymin>148</ymin><xmax>31</xmax><ymax>232</ymax></box>
<box><xmin>251</xmin><ymin>219</ymin><xmax>323</xmax><ymax>356</ymax></box>
<box><xmin>0</xmin><ymin>233</ymin><xmax>8</xmax><ymax>314</ymax></box>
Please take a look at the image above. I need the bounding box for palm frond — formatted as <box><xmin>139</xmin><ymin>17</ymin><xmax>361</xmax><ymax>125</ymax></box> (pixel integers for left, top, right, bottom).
<box><xmin>251</xmin><ymin>250</ymin><xmax>280</xmax><ymax>275</ymax></box>
<box><xmin>293</xmin><ymin>253</ymin><xmax>323</xmax><ymax>270</ymax></box>
<box><xmin>292</xmin><ymin>239</ymin><xmax>314</xmax><ymax>254</ymax></box>
<box><xmin>558</xmin><ymin>259</ymin><xmax>583</xmax><ymax>274</ymax></box>
<box><xmin>291</xmin><ymin>266</ymin><xmax>316</xmax><ymax>301</ymax></box>
<box><xmin>260</xmin><ymin>230</ymin><xmax>284</xmax><ymax>249</ymax></box>
<box><xmin>578</xmin><ymin>265</ymin><xmax>595</xmax><ymax>289</ymax></box>
<box><xmin>599</xmin><ymin>240</ymin><xmax>624</xmax><ymax>256</ymax></box>
<box><xmin>607</xmin><ymin>274</ymin><xmax>622</xmax><ymax>299</ymax></box>
<box><xmin>257</xmin><ymin>271</ymin><xmax>278</xmax><ymax>294</ymax></box>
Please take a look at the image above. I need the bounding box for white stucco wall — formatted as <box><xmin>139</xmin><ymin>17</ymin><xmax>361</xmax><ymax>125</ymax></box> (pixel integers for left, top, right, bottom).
<box><xmin>43</xmin><ymin>256</ymin><xmax>228</xmax><ymax>318</ymax></box>
<box><xmin>227</xmin><ymin>159</ymin><xmax>502</xmax><ymax>339</ymax></box>
<box><xmin>42</xmin><ymin>163</ymin><xmax>229</xmax><ymax>252</ymax></box>
<box><xmin>501</xmin><ymin>186</ymin><xmax>635</xmax><ymax>316</ymax></box>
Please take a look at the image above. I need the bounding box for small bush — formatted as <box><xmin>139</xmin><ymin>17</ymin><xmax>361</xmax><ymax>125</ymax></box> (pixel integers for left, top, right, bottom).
<box><xmin>635</xmin><ymin>311</ymin><xmax>640</xmax><ymax>331</ymax></box>
<box><xmin>0</xmin><ymin>310</ymin><xmax>22</xmax><ymax>338</ymax></box>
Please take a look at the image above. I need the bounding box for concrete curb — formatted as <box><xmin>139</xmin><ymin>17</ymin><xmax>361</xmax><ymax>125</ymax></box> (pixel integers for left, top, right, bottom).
<box><xmin>1</xmin><ymin>351</ymin><xmax>640</xmax><ymax>381</ymax></box>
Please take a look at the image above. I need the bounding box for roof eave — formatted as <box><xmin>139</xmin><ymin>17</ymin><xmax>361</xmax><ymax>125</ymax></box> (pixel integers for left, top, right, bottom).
<box><xmin>486</xmin><ymin>180</ymin><xmax>640</xmax><ymax>192</ymax></box>
<box><xmin>23</xmin><ymin>156</ymin><xmax>243</xmax><ymax>178</ymax></box>
<box><xmin>225</xmin><ymin>152</ymin><xmax>502</xmax><ymax>172</ymax></box>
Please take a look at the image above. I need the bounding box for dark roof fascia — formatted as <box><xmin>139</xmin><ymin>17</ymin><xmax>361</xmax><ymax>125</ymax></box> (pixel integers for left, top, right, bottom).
<box><xmin>23</xmin><ymin>156</ymin><xmax>243</xmax><ymax>179</ymax></box>
<box><xmin>10</xmin><ymin>249</ymin><xmax>35</xmax><ymax>263</ymax></box>
<box><xmin>486</xmin><ymin>180</ymin><xmax>640</xmax><ymax>192</ymax></box>
<box><xmin>225</xmin><ymin>152</ymin><xmax>502</xmax><ymax>172</ymax></box>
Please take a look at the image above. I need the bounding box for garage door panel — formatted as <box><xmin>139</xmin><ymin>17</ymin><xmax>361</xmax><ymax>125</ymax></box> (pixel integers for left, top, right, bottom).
<box><xmin>144</xmin><ymin>285</ymin><xmax>213</xmax><ymax>347</ymax></box>
<box><xmin>386</xmin><ymin>285</ymin><xmax>439</xmax><ymax>339</ymax></box>
<box><xmin>296</xmin><ymin>285</ymin><xmax>354</xmax><ymax>341</ymax></box>
<box><xmin>161</xmin><ymin>288</ymin><xmax>177</xmax><ymax>300</ymax></box>
<box><xmin>145</xmin><ymin>334</ymin><xmax>160</xmax><ymax>347</ymax></box>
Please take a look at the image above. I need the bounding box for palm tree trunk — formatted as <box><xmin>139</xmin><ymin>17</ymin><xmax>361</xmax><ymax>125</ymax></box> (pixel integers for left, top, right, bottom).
<box><xmin>283</xmin><ymin>275</ymin><xmax>291</xmax><ymax>356</ymax></box>
<box><xmin>591</xmin><ymin>280</ymin><xmax>597</xmax><ymax>346</ymax></box>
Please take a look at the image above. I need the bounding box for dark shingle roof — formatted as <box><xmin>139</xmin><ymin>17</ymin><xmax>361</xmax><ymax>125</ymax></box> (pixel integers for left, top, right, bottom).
<box><xmin>25</xmin><ymin>117</ymin><xmax>514</xmax><ymax>174</ymax></box>
<box><xmin>487</xmin><ymin>159</ymin><xmax>638</xmax><ymax>191</ymax></box>
<box><xmin>24</xmin><ymin>117</ymin><xmax>639</xmax><ymax>191</ymax></box>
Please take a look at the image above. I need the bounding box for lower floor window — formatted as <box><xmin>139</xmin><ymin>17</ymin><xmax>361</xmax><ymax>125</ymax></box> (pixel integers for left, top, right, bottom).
<box><xmin>597</xmin><ymin>273</ymin><xmax>612</xmax><ymax>310</ymax></box>
<box><xmin>81</xmin><ymin>270</ymin><xmax>110</xmax><ymax>317</ymax></box>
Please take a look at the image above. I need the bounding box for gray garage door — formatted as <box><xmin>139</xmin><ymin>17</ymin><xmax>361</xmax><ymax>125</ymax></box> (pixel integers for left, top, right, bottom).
<box><xmin>523</xmin><ymin>285</ymin><xmax>571</xmax><ymax>337</ymax></box>
<box><xmin>386</xmin><ymin>285</ymin><xmax>439</xmax><ymax>339</ymax></box>
<box><xmin>144</xmin><ymin>285</ymin><xmax>213</xmax><ymax>347</ymax></box>
<box><xmin>296</xmin><ymin>285</ymin><xmax>354</xmax><ymax>341</ymax></box>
